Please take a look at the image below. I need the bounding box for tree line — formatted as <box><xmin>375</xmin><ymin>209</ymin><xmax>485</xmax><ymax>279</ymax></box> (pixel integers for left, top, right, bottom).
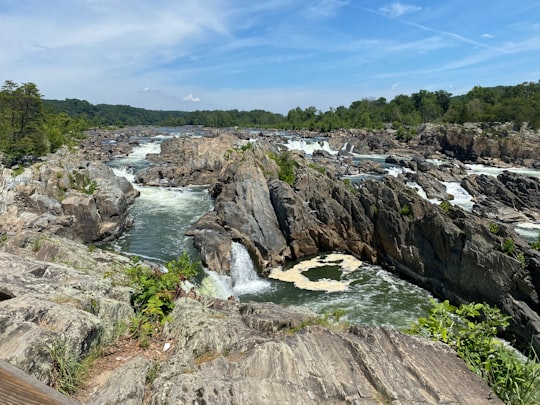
<box><xmin>44</xmin><ymin>81</ymin><xmax>540</xmax><ymax>131</ymax></box>
<box><xmin>3</xmin><ymin>79</ymin><xmax>539</xmax><ymax>164</ymax></box>
<box><xmin>0</xmin><ymin>80</ymin><xmax>87</xmax><ymax>165</ymax></box>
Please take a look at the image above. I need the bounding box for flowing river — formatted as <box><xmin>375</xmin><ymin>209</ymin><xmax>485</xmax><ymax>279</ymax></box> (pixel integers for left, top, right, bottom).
<box><xmin>105</xmin><ymin>130</ymin><xmax>539</xmax><ymax>329</ymax></box>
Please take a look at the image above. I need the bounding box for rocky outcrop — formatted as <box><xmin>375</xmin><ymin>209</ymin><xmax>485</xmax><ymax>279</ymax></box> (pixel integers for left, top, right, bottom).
<box><xmin>462</xmin><ymin>172</ymin><xmax>540</xmax><ymax>223</ymax></box>
<box><xmin>0</xmin><ymin>149</ymin><xmax>138</xmax><ymax>243</ymax></box>
<box><xmin>139</xmin><ymin>299</ymin><xmax>501</xmax><ymax>405</ymax></box>
<box><xmin>321</xmin><ymin>123</ymin><xmax>540</xmax><ymax>166</ymax></box>
<box><xmin>136</xmin><ymin>133</ymin><xmax>239</xmax><ymax>186</ymax></box>
<box><xmin>357</xmin><ymin>175</ymin><xmax>540</xmax><ymax>352</ymax></box>
<box><xmin>0</xmin><ymin>231</ymin><xmax>134</xmax><ymax>385</ymax></box>
<box><xmin>190</xmin><ymin>142</ymin><xmax>376</xmax><ymax>273</ymax></box>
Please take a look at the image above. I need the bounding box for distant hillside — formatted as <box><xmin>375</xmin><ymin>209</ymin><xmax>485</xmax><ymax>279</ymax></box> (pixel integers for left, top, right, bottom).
<box><xmin>44</xmin><ymin>80</ymin><xmax>540</xmax><ymax>130</ymax></box>
<box><xmin>43</xmin><ymin>99</ymin><xmax>286</xmax><ymax>128</ymax></box>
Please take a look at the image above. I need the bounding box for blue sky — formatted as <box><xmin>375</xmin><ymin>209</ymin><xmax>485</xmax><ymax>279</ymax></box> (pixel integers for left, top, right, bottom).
<box><xmin>1</xmin><ymin>0</ymin><xmax>540</xmax><ymax>114</ymax></box>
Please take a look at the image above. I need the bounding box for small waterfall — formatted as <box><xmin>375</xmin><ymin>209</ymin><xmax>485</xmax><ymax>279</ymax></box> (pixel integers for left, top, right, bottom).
<box><xmin>230</xmin><ymin>242</ymin><xmax>271</xmax><ymax>295</ymax></box>
<box><xmin>443</xmin><ymin>182</ymin><xmax>474</xmax><ymax>212</ymax></box>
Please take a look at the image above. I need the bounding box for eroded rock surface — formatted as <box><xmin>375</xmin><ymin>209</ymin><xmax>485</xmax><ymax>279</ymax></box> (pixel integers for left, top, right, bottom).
<box><xmin>0</xmin><ymin>149</ymin><xmax>138</xmax><ymax>243</ymax></box>
<box><xmin>144</xmin><ymin>300</ymin><xmax>501</xmax><ymax>405</ymax></box>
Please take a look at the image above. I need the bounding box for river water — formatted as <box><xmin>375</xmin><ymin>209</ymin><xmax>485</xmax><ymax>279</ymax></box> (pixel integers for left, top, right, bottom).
<box><xmin>106</xmin><ymin>130</ymin><xmax>539</xmax><ymax>329</ymax></box>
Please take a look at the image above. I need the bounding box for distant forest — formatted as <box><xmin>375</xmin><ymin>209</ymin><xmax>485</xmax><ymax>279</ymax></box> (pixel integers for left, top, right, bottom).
<box><xmin>43</xmin><ymin>81</ymin><xmax>540</xmax><ymax>131</ymax></box>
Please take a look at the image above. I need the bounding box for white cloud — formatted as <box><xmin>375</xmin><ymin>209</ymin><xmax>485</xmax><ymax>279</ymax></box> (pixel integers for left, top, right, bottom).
<box><xmin>379</xmin><ymin>2</ymin><xmax>421</xmax><ymax>18</ymax></box>
<box><xmin>183</xmin><ymin>94</ymin><xmax>201</xmax><ymax>102</ymax></box>
<box><xmin>482</xmin><ymin>33</ymin><xmax>495</xmax><ymax>39</ymax></box>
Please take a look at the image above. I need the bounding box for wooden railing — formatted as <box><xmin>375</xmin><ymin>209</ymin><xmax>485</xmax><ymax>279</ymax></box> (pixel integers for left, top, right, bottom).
<box><xmin>0</xmin><ymin>359</ymin><xmax>78</xmax><ymax>405</ymax></box>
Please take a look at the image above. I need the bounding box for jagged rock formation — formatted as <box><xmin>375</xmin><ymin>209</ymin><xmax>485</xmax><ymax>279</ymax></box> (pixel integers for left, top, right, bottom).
<box><xmin>323</xmin><ymin>123</ymin><xmax>540</xmax><ymax>167</ymax></box>
<box><xmin>136</xmin><ymin>132</ymin><xmax>239</xmax><ymax>186</ymax></box>
<box><xmin>190</xmin><ymin>143</ymin><xmax>376</xmax><ymax>273</ymax></box>
<box><xmin>0</xmin><ymin>237</ymin><xmax>503</xmax><ymax>403</ymax></box>
<box><xmin>462</xmin><ymin>171</ymin><xmax>540</xmax><ymax>223</ymax></box>
<box><xmin>0</xmin><ymin>149</ymin><xmax>138</xmax><ymax>243</ymax></box>
<box><xmin>356</xmin><ymin>176</ymin><xmax>540</xmax><ymax>351</ymax></box>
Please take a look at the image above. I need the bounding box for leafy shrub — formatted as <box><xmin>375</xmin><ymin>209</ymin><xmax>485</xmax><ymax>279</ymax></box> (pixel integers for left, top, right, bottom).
<box><xmin>240</xmin><ymin>142</ymin><xmax>254</xmax><ymax>151</ymax></box>
<box><xmin>408</xmin><ymin>300</ymin><xmax>540</xmax><ymax>404</ymax></box>
<box><xmin>502</xmin><ymin>238</ymin><xmax>516</xmax><ymax>256</ymax></box>
<box><xmin>489</xmin><ymin>222</ymin><xmax>501</xmax><ymax>235</ymax></box>
<box><xmin>400</xmin><ymin>203</ymin><xmax>412</xmax><ymax>218</ymax></box>
<box><xmin>125</xmin><ymin>252</ymin><xmax>200</xmax><ymax>347</ymax></box>
<box><xmin>439</xmin><ymin>200</ymin><xmax>452</xmax><ymax>214</ymax></box>
<box><xmin>531</xmin><ymin>234</ymin><xmax>540</xmax><ymax>250</ymax></box>
<box><xmin>269</xmin><ymin>151</ymin><xmax>297</xmax><ymax>185</ymax></box>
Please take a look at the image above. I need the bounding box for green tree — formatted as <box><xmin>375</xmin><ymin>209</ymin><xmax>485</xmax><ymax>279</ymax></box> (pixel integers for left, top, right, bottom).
<box><xmin>0</xmin><ymin>80</ymin><xmax>47</xmax><ymax>162</ymax></box>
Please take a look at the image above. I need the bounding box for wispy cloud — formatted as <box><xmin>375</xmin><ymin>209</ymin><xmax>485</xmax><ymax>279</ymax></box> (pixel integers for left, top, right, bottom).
<box><xmin>379</xmin><ymin>2</ymin><xmax>421</xmax><ymax>18</ymax></box>
<box><xmin>304</xmin><ymin>0</ymin><xmax>348</xmax><ymax>19</ymax></box>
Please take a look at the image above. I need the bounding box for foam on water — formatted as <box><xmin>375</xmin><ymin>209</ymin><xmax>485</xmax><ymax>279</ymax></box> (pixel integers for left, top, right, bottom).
<box><xmin>514</xmin><ymin>223</ymin><xmax>540</xmax><ymax>242</ymax></box>
<box><xmin>121</xmin><ymin>141</ymin><xmax>162</xmax><ymax>165</ymax></box>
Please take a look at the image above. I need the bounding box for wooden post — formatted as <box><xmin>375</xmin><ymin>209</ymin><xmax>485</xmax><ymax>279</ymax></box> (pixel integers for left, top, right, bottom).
<box><xmin>0</xmin><ymin>359</ymin><xmax>79</xmax><ymax>405</ymax></box>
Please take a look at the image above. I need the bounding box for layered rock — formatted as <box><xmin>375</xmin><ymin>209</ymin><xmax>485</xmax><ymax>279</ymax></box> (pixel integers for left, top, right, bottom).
<box><xmin>141</xmin><ymin>300</ymin><xmax>501</xmax><ymax>405</ymax></box>
<box><xmin>0</xmin><ymin>149</ymin><xmax>138</xmax><ymax>243</ymax></box>
<box><xmin>462</xmin><ymin>171</ymin><xmax>540</xmax><ymax>223</ymax></box>
<box><xmin>136</xmin><ymin>132</ymin><xmax>239</xmax><ymax>186</ymax></box>
<box><xmin>190</xmin><ymin>142</ymin><xmax>376</xmax><ymax>273</ymax></box>
<box><xmin>357</xmin><ymin>176</ymin><xmax>540</xmax><ymax>352</ymax></box>
<box><xmin>0</xmin><ymin>231</ymin><xmax>134</xmax><ymax>385</ymax></box>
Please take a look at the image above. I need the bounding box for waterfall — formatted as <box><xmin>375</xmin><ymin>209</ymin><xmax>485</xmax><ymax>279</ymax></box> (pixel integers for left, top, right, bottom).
<box><xmin>230</xmin><ymin>242</ymin><xmax>271</xmax><ymax>295</ymax></box>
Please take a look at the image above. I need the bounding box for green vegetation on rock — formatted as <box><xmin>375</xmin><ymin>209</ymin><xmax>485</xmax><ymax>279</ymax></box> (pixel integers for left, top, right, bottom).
<box><xmin>408</xmin><ymin>300</ymin><xmax>540</xmax><ymax>405</ymax></box>
<box><xmin>125</xmin><ymin>253</ymin><xmax>200</xmax><ymax>348</ymax></box>
<box><xmin>269</xmin><ymin>150</ymin><xmax>297</xmax><ymax>185</ymax></box>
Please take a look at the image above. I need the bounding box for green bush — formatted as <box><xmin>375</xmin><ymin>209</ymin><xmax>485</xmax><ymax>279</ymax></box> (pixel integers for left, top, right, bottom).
<box><xmin>408</xmin><ymin>300</ymin><xmax>540</xmax><ymax>404</ymax></box>
<box><xmin>400</xmin><ymin>203</ymin><xmax>412</xmax><ymax>218</ymax></box>
<box><xmin>439</xmin><ymin>200</ymin><xmax>452</xmax><ymax>214</ymax></box>
<box><xmin>489</xmin><ymin>222</ymin><xmax>501</xmax><ymax>234</ymax></box>
<box><xmin>502</xmin><ymin>238</ymin><xmax>516</xmax><ymax>256</ymax></box>
<box><xmin>531</xmin><ymin>234</ymin><xmax>540</xmax><ymax>250</ymax></box>
<box><xmin>269</xmin><ymin>151</ymin><xmax>297</xmax><ymax>185</ymax></box>
<box><xmin>125</xmin><ymin>252</ymin><xmax>200</xmax><ymax>346</ymax></box>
